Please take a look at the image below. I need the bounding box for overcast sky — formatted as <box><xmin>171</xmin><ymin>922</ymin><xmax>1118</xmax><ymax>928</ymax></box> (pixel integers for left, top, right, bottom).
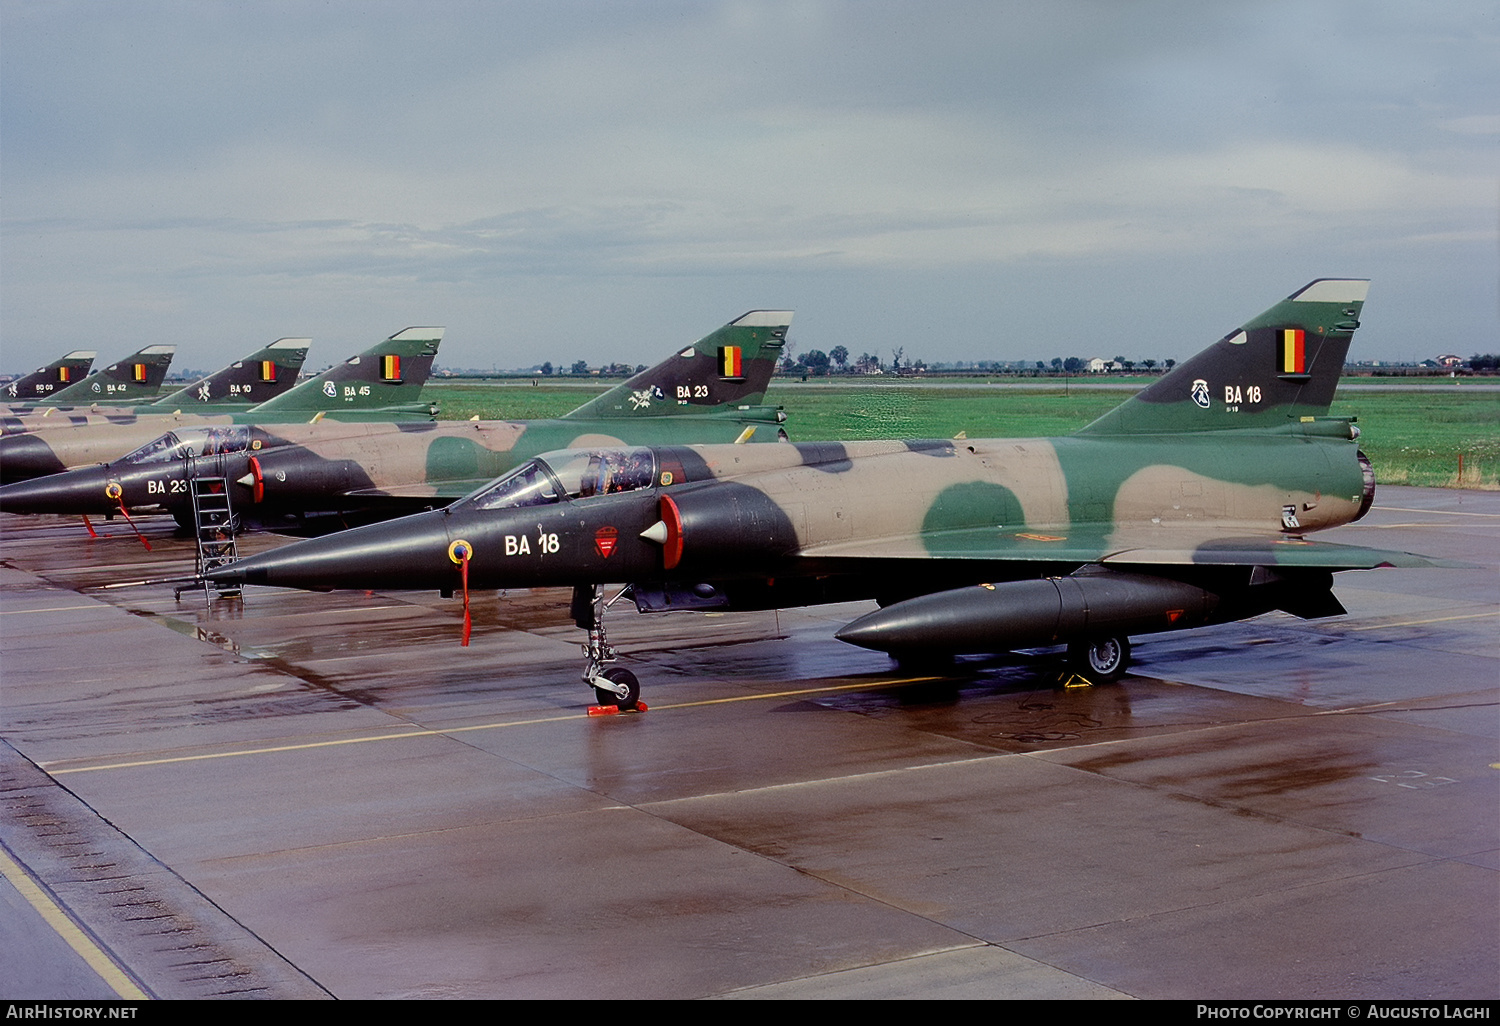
<box><xmin>2</xmin><ymin>0</ymin><xmax>1495</xmax><ymax>374</ymax></box>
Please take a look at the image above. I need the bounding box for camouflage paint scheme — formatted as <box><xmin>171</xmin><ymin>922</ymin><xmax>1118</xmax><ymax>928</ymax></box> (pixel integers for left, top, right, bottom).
<box><xmin>0</xmin><ymin>338</ymin><xmax>313</xmax><ymax>434</ymax></box>
<box><xmin>3</xmin><ymin>351</ymin><xmax>97</xmax><ymax>404</ymax></box>
<box><xmin>0</xmin><ymin>329</ymin><xmax>442</xmax><ymax>483</ymax></box>
<box><xmin>21</xmin><ymin>344</ymin><xmax>176</xmax><ymax>406</ymax></box>
<box><xmin>0</xmin><ymin>312</ymin><xmax>791</xmax><ymax>524</ymax></box>
<box><xmin>201</xmin><ymin>281</ymin><xmax>1460</xmax><ymax>700</ymax></box>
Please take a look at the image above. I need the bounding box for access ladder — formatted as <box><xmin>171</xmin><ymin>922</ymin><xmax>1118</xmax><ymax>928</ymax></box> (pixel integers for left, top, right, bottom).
<box><xmin>186</xmin><ymin>466</ymin><xmax>241</xmax><ymax>598</ymax></box>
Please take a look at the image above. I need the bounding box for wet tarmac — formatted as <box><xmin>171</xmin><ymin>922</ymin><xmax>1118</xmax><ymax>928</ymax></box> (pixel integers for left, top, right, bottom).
<box><xmin>1</xmin><ymin>485</ymin><xmax>1496</xmax><ymax>999</ymax></box>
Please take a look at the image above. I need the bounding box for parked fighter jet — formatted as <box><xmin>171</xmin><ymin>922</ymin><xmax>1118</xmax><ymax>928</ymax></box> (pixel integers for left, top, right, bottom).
<box><xmin>1</xmin><ymin>338</ymin><xmax>312</xmax><ymax>432</ymax></box>
<box><xmin>149</xmin><ymin>337</ymin><xmax>313</xmax><ymax>410</ymax></box>
<box><xmin>0</xmin><ymin>329</ymin><xmax>441</xmax><ymax>483</ymax></box>
<box><xmin>200</xmin><ymin>281</ymin><xmax>1459</xmax><ymax>710</ymax></box>
<box><xmin>27</xmin><ymin>344</ymin><xmax>177</xmax><ymax>406</ymax></box>
<box><xmin>0</xmin><ymin>311</ymin><xmax>791</xmax><ymax>526</ymax></box>
<box><xmin>3</xmin><ymin>351</ymin><xmax>97</xmax><ymax>404</ymax></box>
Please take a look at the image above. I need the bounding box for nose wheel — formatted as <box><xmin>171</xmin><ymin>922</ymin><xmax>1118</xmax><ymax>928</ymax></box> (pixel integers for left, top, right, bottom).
<box><xmin>592</xmin><ymin>667</ymin><xmax>640</xmax><ymax>710</ymax></box>
<box><xmin>574</xmin><ymin>584</ymin><xmax>643</xmax><ymax>711</ymax></box>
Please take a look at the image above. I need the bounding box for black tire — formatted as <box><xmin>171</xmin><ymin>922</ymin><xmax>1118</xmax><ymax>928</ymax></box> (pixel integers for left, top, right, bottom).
<box><xmin>1068</xmin><ymin>636</ymin><xmax>1130</xmax><ymax>681</ymax></box>
<box><xmin>593</xmin><ymin>667</ymin><xmax>640</xmax><ymax>710</ymax></box>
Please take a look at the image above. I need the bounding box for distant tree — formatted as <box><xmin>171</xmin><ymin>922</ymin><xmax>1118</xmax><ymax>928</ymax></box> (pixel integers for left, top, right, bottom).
<box><xmin>540</xmin><ymin>361</ymin><xmax>553</xmax><ymax>376</ymax></box>
<box><xmin>779</xmin><ymin>339</ymin><xmax>800</xmax><ymax>374</ymax></box>
<box><xmin>1036</xmin><ymin>362</ymin><xmax>1046</xmax><ymax>371</ymax></box>
<box><xmin>570</xmin><ymin>359</ymin><xmax>589</xmax><ymax>375</ymax></box>
<box><xmin>1142</xmin><ymin>359</ymin><xmax>1156</xmax><ymax>372</ymax></box>
<box><xmin>891</xmin><ymin>346</ymin><xmax>904</xmax><ymax>373</ymax></box>
<box><xmin>830</xmin><ymin>345</ymin><xmax>849</xmax><ymax>372</ymax></box>
<box><xmin>803</xmin><ymin>349</ymin><xmax>831</xmax><ymax>376</ymax></box>
<box><xmin>1063</xmin><ymin>357</ymin><xmax>1084</xmax><ymax>374</ymax></box>
<box><xmin>1051</xmin><ymin>357</ymin><xmax>1063</xmax><ymax>371</ymax></box>
<box><xmin>1165</xmin><ymin>359</ymin><xmax>1176</xmax><ymax>371</ymax></box>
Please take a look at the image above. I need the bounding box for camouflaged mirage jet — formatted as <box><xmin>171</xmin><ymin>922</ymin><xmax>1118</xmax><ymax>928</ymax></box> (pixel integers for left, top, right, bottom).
<box><xmin>0</xmin><ymin>329</ymin><xmax>442</xmax><ymax>483</ymax></box>
<box><xmin>12</xmin><ymin>344</ymin><xmax>178</xmax><ymax>407</ymax></box>
<box><xmin>3</xmin><ymin>351</ymin><xmax>98</xmax><ymax>405</ymax></box>
<box><xmin>199</xmin><ymin>280</ymin><xmax>1459</xmax><ymax>711</ymax></box>
<box><xmin>1</xmin><ymin>338</ymin><xmax>312</xmax><ymax>433</ymax></box>
<box><xmin>0</xmin><ymin>311</ymin><xmax>791</xmax><ymax>528</ymax></box>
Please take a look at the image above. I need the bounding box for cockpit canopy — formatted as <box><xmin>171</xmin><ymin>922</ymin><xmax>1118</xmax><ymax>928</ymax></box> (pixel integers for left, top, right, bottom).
<box><xmin>122</xmin><ymin>425</ymin><xmax>256</xmax><ymax>465</ymax></box>
<box><xmin>463</xmin><ymin>447</ymin><xmax>657</xmax><ymax>511</ymax></box>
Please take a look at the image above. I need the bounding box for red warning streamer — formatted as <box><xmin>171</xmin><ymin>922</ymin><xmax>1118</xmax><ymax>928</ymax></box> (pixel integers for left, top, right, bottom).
<box><xmin>460</xmin><ymin>556</ymin><xmax>472</xmax><ymax>647</ymax></box>
<box><xmin>113</xmin><ymin>498</ymin><xmax>151</xmax><ymax>551</ymax></box>
<box><xmin>448</xmin><ymin>539</ymin><xmax>474</xmax><ymax>647</ymax></box>
<box><xmin>103</xmin><ymin>483</ymin><xmax>150</xmax><ymax>551</ymax></box>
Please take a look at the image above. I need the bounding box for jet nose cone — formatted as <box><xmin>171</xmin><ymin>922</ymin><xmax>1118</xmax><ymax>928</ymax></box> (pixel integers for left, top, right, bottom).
<box><xmin>0</xmin><ymin>433</ymin><xmax>68</xmax><ymax>484</ymax></box>
<box><xmin>0</xmin><ymin>467</ymin><xmax>114</xmax><ymax>516</ymax></box>
<box><xmin>204</xmin><ymin>509</ymin><xmax>457</xmax><ymax>591</ymax></box>
<box><xmin>833</xmin><ymin>612</ymin><xmax>902</xmax><ymax>652</ymax></box>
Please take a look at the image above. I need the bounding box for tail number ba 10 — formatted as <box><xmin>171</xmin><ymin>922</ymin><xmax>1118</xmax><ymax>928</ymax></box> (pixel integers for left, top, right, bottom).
<box><xmin>505</xmin><ymin>532</ymin><xmax>560</xmax><ymax>556</ymax></box>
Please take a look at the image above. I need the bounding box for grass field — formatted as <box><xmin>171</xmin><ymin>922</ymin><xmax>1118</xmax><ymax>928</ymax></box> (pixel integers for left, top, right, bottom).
<box><xmin>423</xmin><ymin>379</ymin><xmax>1500</xmax><ymax>490</ymax></box>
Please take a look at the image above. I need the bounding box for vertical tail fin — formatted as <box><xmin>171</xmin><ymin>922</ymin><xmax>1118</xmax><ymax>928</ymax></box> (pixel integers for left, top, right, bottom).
<box><xmin>4</xmin><ymin>351</ymin><xmax>96</xmax><ymax>403</ymax></box>
<box><xmin>561</xmin><ymin>310</ymin><xmax>791</xmax><ymax>421</ymax></box>
<box><xmin>1077</xmin><ymin>279</ymin><xmax>1368</xmax><ymax>436</ymax></box>
<box><xmin>247</xmin><ymin>327</ymin><xmax>442</xmax><ymax>417</ymax></box>
<box><xmin>150</xmin><ymin>338</ymin><xmax>311</xmax><ymax>407</ymax></box>
<box><xmin>42</xmin><ymin>345</ymin><xmax>176</xmax><ymax>405</ymax></box>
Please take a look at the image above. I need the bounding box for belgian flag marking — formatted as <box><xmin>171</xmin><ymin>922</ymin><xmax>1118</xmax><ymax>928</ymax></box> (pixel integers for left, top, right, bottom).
<box><xmin>260</xmin><ymin>360</ymin><xmax>277</xmax><ymax>381</ymax></box>
<box><xmin>57</xmin><ymin>367</ymin><xmax>71</xmax><ymax>382</ymax></box>
<box><xmin>1279</xmin><ymin>329</ymin><xmax>1306</xmax><ymax>375</ymax></box>
<box><xmin>133</xmin><ymin>363</ymin><xmax>148</xmax><ymax>382</ymax></box>
<box><xmin>718</xmin><ymin>346</ymin><xmax>743</xmax><ymax>379</ymax></box>
<box><xmin>382</xmin><ymin>354</ymin><xmax>401</xmax><ymax>381</ymax></box>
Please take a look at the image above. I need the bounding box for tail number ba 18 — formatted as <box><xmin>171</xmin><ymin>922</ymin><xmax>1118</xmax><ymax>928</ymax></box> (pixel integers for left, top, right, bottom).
<box><xmin>505</xmin><ymin>532</ymin><xmax>560</xmax><ymax>556</ymax></box>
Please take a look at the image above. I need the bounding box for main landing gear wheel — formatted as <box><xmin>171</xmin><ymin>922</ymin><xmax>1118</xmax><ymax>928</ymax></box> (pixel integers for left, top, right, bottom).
<box><xmin>1068</xmin><ymin>636</ymin><xmax>1131</xmax><ymax>682</ymax></box>
<box><xmin>593</xmin><ymin>667</ymin><xmax>640</xmax><ymax>711</ymax></box>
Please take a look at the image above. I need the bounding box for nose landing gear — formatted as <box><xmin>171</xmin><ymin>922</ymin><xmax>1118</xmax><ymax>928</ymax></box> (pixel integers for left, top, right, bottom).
<box><xmin>573</xmin><ymin>584</ymin><xmax>643</xmax><ymax>711</ymax></box>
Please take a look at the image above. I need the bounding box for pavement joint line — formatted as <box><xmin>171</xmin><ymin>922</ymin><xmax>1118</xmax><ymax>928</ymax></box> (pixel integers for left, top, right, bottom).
<box><xmin>45</xmin><ymin>670</ymin><xmax>1439</xmax><ymax>779</ymax></box>
<box><xmin>0</xmin><ymin>841</ymin><xmax>151</xmax><ymax>1000</ymax></box>
<box><xmin>40</xmin><ymin>676</ymin><xmax>945</xmax><ymax>775</ymax></box>
<box><xmin>1372</xmin><ymin>505</ymin><xmax>1500</xmax><ymax>518</ymax></box>
<box><xmin>1346</xmin><ymin>610</ymin><xmax>1500</xmax><ymax>630</ymax></box>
